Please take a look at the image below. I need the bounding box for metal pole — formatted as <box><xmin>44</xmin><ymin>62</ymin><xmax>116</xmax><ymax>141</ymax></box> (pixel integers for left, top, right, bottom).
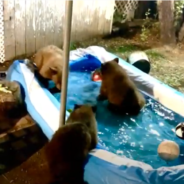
<box><xmin>59</xmin><ymin>0</ymin><xmax>73</xmax><ymax>127</ymax></box>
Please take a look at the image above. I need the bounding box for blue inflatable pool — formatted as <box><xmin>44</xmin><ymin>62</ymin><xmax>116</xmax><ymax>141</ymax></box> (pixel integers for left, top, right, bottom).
<box><xmin>6</xmin><ymin>46</ymin><xmax>184</xmax><ymax>184</ymax></box>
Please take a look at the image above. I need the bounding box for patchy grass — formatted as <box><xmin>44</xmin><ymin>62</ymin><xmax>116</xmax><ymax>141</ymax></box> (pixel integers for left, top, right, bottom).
<box><xmin>70</xmin><ymin>42</ymin><xmax>78</xmax><ymax>51</ymax></box>
<box><xmin>71</xmin><ymin>37</ymin><xmax>184</xmax><ymax>93</ymax></box>
<box><xmin>114</xmin><ymin>46</ymin><xmax>184</xmax><ymax>93</ymax></box>
<box><xmin>108</xmin><ymin>44</ymin><xmax>143</xmax><ymax>53</ymax></box>
<box><xmin>145</xmin><ymin>50</ymin><xmax>165</xmax><ymax>59</ymax></box>
<box><xmin>108</xmin><ymin>45</ymin><xmax>165</xmax><ymax>65</ymax></box>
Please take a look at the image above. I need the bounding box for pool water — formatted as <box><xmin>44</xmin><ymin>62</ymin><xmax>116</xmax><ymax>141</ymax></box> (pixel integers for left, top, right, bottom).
<box><xmin>53</xmin><ymin>71</ymin><xmax>184</xmax><ymax>169</ymax></box>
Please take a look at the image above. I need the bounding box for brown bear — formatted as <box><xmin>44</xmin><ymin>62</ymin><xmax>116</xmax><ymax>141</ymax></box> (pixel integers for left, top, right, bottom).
<box><xmin>31</xmin><ymin>45</ymin><xmax>63</xmax><ymax>91</ymax></box>
<box><xmin>45</xmin><ymin>104</ymin><xmax>98</xmax><ymax>184</ymax></box>
<box><xmin>66</xmin><ymin>104</ymin><xmax>98</xmax><ymax>150</ymax></box>
<box><xmin>98</xmin><ymin>58</ymin><xmax>145</xmax><ymax>116</ymax></box>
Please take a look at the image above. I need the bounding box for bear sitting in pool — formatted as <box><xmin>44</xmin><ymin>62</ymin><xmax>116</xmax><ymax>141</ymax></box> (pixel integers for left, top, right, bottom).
<box><xmin>97</xmin><ymin>57</ymin><xmax>145</xmax><ymax>116</ymax></box>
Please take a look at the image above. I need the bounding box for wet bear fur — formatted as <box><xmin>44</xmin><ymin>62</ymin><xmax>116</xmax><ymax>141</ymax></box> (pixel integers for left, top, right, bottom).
<box><xmin>98</xmin><ymin>58</ymin><xmax>145</xmax><ymax>116</ymax></box>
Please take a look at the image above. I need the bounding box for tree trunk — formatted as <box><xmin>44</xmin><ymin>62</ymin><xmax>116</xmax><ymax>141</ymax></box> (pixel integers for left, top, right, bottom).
<box><xmin>178</xmin><ymin>22</ymin><xmax>184</xmax><ymax>42</ymax></box>
<box><xmin>177</xmin><ymin>8</ymin><xmax>184</xmax><ymax>42</ymax></box>
<box><xmin>158</xmin><ymin>0</ymin><xmax>176</xmax><ymax>44</ymax></box>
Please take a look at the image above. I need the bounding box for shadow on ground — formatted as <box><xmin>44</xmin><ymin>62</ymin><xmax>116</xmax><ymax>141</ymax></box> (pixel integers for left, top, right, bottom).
<box><xmin>0</xmin><ymin>114</ymin><xmax>48</xmax><ymax>184</ymax></box>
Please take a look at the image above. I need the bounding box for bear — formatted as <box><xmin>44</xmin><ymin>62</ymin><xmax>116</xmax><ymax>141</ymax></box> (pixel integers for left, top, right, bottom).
<box><xmin>66</xmin><ymin>104</ymin><xmax>98</xmax><ymax>150</ymax></box>
<box><xmin>45</xmin><ymin>104</ymin><xmax>98</xmax><ymax>184</ymax></box>
<box><xmin>97</xmin><ymin>57</ymin><xmax>145</xmax><ymax>116</ymax></box>
<box><xmin>31</xmin><ymin>45</ymin><xmax>63</xmax><ymax>91</ymax></box>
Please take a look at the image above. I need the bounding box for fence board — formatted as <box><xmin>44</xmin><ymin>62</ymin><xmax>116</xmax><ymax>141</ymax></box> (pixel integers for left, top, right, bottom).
<box><xmin>97</xmin><ymin>1</ymin><xmax>106</xmax><ymax>36</ymax></box>
<box><xmin>14</xmin><ymin>0</ymin><xmax>26</xmax><ymax>57</ymax></box>
<box><xmin>91</xmin><ymin>0</ymin><xmax>99</xmax><ymax>37</ymax></box>
<box><xmin>93</xmin><ymin>0</ymin><xmax>101</xmax><ymax>36</ymax></box>
<box><xmin>54</xmin><ymin>0</ymin><xmax>64</xmax><ymax>48</ymax></box>
<box><xmin>35</xmin><ymin>0</ymin><xmax>45</xmax><ymax>52</ymax></box>
<box><xmin>86</xmin><ymin>0</ymin><xmax>95</xmax><ymax>40</ymax></box>
<box><xmin>3</xmin><ymin>0</ymin><xmax>115</xmax><ymax>61</ymax></box>
<box><xmin>3</xmin><ymin>0</ymin><xmax>15</xmax><ymax>60</ymax></box>
<box><xmin>25</xmin><ymin>0</ymin><xmax>35</xmax><ymax>56</ymax></box>
<box><xmin>44</xmin><ymin>0</ymin><xmax>55</xmax><ymax>46</ymax></box>
<box><xmin>74</xmin><ymin>0</ymin><xmax>85</xmax><ymax>41</ymax></box>
<box><xmin>70</xmin><ymin>0</ymin><xmax>76</xmax><ymax>42</ymax></box>
<box><xmin>103</xmin><ymin>0</ymin><xmax>115</xmax><ymax>35</ymax></box>
<box><xmin>82</xmin><ymin>0</ymin><xmax>90</xmax><ymax>41</ymax></box>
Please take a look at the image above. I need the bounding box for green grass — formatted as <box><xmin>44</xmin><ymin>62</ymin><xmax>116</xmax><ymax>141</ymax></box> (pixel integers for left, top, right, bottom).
<box><xmin>69</xmin><ymin>42</ymin><xmax>165</xmax><ymax>62</ymax></box>
<box><xmin>70</xmin><ymin>42</ymin><xmax>78</xmax><ymax>51</ymax></box>
<box><xmin>107</xmin><ymin>44</ymin><xmax>165</xmax><ymax>66</ymax></box>
<box><xmin>108</xmin><ymin>44</ymin><xmax>143</xmax><ymax>53</ymax></box>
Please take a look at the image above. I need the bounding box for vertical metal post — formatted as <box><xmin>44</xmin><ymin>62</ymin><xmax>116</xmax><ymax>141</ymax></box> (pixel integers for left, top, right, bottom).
<box><xmin>59</xmin><ymin>0</ymin><xmax>73</xmax><ymax>127</ymax></box>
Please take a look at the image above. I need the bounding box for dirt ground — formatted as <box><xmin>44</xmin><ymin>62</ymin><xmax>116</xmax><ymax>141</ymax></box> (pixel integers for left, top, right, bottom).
<box><xmin>0</xmin><ymin>31</ymin><xmax>184</xmax><ymax>183</ymax></box>
<box><xmin>0</xmin><ymin>147</ymin><xmax>50</xmax><ymax>184</ymax></box>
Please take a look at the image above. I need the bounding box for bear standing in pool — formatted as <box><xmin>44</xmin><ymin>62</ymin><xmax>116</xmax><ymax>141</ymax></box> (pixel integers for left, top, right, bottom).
<box><xmin>97</xmin><ymin>58</ymin><xmax>145</xmax><ymax>116</ymax></box>
<box><xmin>45</xmin><ymin>105</ymin><xmax>98</xmax><ymax>184</ymax></box>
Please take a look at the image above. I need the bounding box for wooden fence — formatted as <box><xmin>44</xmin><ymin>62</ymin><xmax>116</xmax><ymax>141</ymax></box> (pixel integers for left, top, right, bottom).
<box><xmin>3</xmin><ymin>0</ymin><xmax>115</xmax><ymax>61</ymax></box>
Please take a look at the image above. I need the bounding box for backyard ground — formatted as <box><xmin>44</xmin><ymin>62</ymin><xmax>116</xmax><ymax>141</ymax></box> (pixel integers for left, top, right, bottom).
<box><xmin>0</xmin><ymin>32</ymin><xmax>184</xmax><ymax>183</ymax></box>
<box><xmin>72</xmin><ymin>35</ymin><xmax>184</xmax><ymax>93</ymax></box>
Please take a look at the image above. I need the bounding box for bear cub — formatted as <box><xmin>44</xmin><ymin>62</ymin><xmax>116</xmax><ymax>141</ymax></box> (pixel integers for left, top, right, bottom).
<box><xmin>98</xmin><ymin>58</ymin><xmax>145</xmax><ymax>116</ymax></box>
<box><xmin>31</xmin><ymin>45</ymin><xmax>63</xmax><ymax>91</ymax></box>
<box><xmin>45</xmin><ymin>104</ymin><xmax>98</xmax><ymax>184</ymax></box>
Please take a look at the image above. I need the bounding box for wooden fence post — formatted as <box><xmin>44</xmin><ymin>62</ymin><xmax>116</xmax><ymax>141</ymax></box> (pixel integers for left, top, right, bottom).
<box><xmin>158</xmin><ymin>0</ymin><xmax>176</xmax><ymax>44</ymax></box>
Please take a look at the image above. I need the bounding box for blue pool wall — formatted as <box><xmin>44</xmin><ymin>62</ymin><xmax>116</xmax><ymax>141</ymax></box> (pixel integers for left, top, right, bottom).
<box><xmin>6</xmin><ymin>46</ymin><xmax>184</xmax><ymax>184</ymax></box>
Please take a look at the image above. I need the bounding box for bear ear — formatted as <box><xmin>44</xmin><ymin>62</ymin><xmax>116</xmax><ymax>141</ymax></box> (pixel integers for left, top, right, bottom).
<box><xmin>91</xmin><ymin>105</ymin><xmax>97</xmax><ymax>113</ymax></box>
<box><xmin>50</xmin><ymin>66</ymin><xmax>58</xmax><ymax>74</ymax></box>
<box><xmin>113</xmin><ymin>58</ymin><xmax>119</xmax><ymax>63</ymax></box>
<box><xmin>74</xmin><ymin>104</ymin><xmax>82</xmax><ymax>110</ymax></box>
